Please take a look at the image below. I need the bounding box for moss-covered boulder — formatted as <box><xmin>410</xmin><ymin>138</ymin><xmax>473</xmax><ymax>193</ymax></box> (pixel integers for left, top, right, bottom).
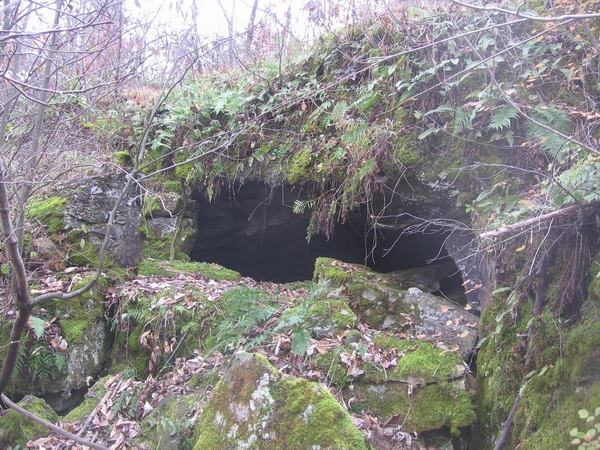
<box><xmin>0</xmin><ymin>395</ymin><xmax>57</xmax><ymax>447</ymax></box>
<box><xmin>314</xmin><ymin>258</ymin><xmax>479</xmax><ymax>357</ymax></box>
<box><xmin>194</xmin><ymin>351</ymin><xmax>367</xmax><ymax>449</ymax></box>
<box><xmin>346</xmin><ymin>335</ymin><xmax>476</xmax><ymax>435</ymax></box>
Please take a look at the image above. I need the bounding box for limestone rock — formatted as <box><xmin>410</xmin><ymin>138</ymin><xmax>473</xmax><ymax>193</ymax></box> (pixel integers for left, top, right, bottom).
<box><xmin>194</xmin><ymin>351</ymin><xmax>367</xmax><ymax>449</ymax></box>
<box><xmin>314</xmin><ymin>258</ymin><xmax>479</xmax><ymax>358</ymax></box>
<box><xmin>64</xmin><ymin>175</ymin><xmax>143</xmax><ymax>268</ymax></box>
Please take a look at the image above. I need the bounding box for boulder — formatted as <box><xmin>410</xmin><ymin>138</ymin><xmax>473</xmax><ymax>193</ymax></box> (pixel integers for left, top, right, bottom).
<box><xmin>314</xmin><ymin>258</ymin><xmax>479</xmax><ymax>358</ymax></box>
<box><xmin>64</xmin><ymin>175</ymin><xmax>143</xmax><ymax>268</ymax></box>
<box><xmin>194</xmin><ymin>351</ymin><xmax>367</xmax><ymax>449</ymax></box>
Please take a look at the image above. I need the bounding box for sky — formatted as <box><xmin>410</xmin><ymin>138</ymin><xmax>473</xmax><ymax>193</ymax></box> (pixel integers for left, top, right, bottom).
<box><xmin>124</xmin><ymin>0</ymin><xmax>304</xmax><ymax>39</ymax></box>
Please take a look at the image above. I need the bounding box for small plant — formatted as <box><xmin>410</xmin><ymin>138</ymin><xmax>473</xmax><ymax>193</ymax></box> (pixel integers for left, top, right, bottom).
<box><xmin>570</xmin><ymin>408</ymin><xmax>600</xmax><ymax>449</ymax></box>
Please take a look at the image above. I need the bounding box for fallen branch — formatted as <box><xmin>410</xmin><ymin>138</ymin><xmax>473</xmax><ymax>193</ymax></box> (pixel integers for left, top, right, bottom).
<box><xmin>479</xmin><ymin>201</ymin><xmax>599</xmax><ymax>240</ymax></box>
<box><xmin>1</xmin><ymin>394</ymin><xmax>110</xmax><ymax>450</ymax></box>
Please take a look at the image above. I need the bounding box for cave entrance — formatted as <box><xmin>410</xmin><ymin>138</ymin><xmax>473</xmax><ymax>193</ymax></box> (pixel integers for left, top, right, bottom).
<box><xmin>190</xmin><ymin>183</ymin><xmax>465</xmax><ymax>303</ymax></box>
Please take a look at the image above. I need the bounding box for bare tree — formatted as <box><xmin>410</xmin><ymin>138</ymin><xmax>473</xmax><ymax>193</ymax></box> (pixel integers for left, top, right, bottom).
<box><xmin>0</xmin><ymin>0</ymin><xmax>143</xmax><ymax>400</ymax></box>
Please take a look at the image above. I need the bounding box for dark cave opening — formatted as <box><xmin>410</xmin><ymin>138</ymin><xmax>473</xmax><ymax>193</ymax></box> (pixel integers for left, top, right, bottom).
<box><xmin>190</xmin><ymin>183</ymin><xmax>466</xmax><ymax>303</ymax></box>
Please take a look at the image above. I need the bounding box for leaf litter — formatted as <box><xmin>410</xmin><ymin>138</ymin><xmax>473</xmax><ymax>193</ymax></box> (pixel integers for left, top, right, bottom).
<box><xmin>24</xmin><ymin>269</ymin><xmax>465</xmax><ymax>449</ymax></box>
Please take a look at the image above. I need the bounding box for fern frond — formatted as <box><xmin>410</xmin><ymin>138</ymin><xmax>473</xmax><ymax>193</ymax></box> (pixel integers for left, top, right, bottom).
<box><xmin>293</xmin><ymin>199</ymin><xmax>316</xmax><ymax>214</ymax></box>
<box><xmin>29</xmin><ymin>317</ymin><xmax>48</xmax><ymax>340</ymax></box>
<box><xmin>291</xmin><ymin>328</ymin><xmax>311</xmax><ymax>355</ymax></box>
<box><xmin>453</xmin><ymin>107</ymin><xmax>476</xmax><ymax>134</ymax></box>
<box><xmin>424</xmin><ymin>104</ymin><xmax>455</xmax><ymax>116</ymax></box>
<box><xmin>486</xmin><ymin>106</ymin><xmax>519</xmax><ymax>131</ymax></box>
<box><xmin>528</xmin><ymin>107</ymin><xmax>571</xmax><ymax>158</ymax></box>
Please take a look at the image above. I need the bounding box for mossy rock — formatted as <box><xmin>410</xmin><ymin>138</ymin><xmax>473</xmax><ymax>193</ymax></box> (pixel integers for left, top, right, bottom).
<box><xmin>3</xmin><ymin>276</ymin><xmax>111</xmax><ymax>398</ymax></box>
<box><xmin>0</xmin><ymin>395</ymin><xmax>58</xmax><ymax>447</ymax></box>
<box><xmin>134</xmin><ymin>392</ymin><xmax>204</xmax><ymax>449</ymax></box>
<box><xmin>349</xmin><ymin>379</ymin><xmax>475</xmax><ymax>435</ymax></box>
<box><xmin>194</xmin><ymin>351</ymin><xmax>367</xmax><ymax>449</ymax></box>
<box><xmin>137</xmin><ymin>259</ymin><xmax>241</xmax><ymax>280</ymax></box>
<box><xmin>313</xmin><ymin>257</ymin><xmax>415</xmax><ymax>330</ymax></box>
<box><xmin>313</xmin><ymin>258</ymin><xmax>479</xmax><ymax>357</ymax></box>
<box><xmin>26</xmin><ymin>196</ymin><xmax>67</xmax><ymax>234</ymax></box>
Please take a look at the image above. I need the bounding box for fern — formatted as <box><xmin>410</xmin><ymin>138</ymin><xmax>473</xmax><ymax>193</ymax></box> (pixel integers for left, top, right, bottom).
<box><xmin>29</xmin><ymin>317</ymin><xmax>48</xmax><ymax>340</ymax></box>
<box><xmin>212</xmin><ymin>286</ymin><xmax>278</xmax><ymax>353</ymax></box>
<box><xmin>486</xmin><ymin>105</ymin><xmax>519</xmax><ymax>131</ymax></box>
<box><xmin>54</xmin><ymin>353</ymin><xmax>67</xmax><ymax>376</ymax></box>
<box><xmin>308</xmin><ymin>100</ymin><xmax>332</xmax><ymax>124</ymax></box>
<box><xmin>291</xmin><ymin>328</ymin><xmax>311</xmax><ymax>355</ymax></box>
<box><xmin>123</xmin><ymin>306</ymin><xmax>146</xmax><ymax>324</ymax></box>
<box><xmin>324</xmin><ymin>101</ymin><xmax>348</xmax><ymax>128</ymax></box>
<box><xmin>453</xmin><ymin>107</ymin><xmax>476</xmax><ymax>134</ymax></box>
<box><xmin>15</xmin><ymin>343</ymin><xmax>27</xmax><ymax>374</ymax></box>
<box><xmin>293</xmin><ymin>199</ymin><xmax>316</xmax><ymax>214</ymax></box>
<box><xmin>424</xmin><ymin>104</ymin><xmax>455</xmax><ymax>116</ymax></box>
<box><xmin>528</xmin><ymin>106</ymin><xmax>571</xmax><ymax>158</ymax></box>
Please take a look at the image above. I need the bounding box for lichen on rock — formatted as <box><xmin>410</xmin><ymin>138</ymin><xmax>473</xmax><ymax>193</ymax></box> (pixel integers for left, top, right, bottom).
<box><xmin>194</xmin><ymin>351</ymin><xmax>367</xmax><ymax>449</ymax></box>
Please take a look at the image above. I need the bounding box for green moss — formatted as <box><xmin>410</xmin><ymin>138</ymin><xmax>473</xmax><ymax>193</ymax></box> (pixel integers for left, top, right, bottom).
<box><xmin>287</xmin><ymin>148</ymin><xmax>314</xmax><ymax>183</ymax></box>
<box><xmin>138</xmin><ymin>259</ymin><xmax>241</xmax><ymax>280</ymax></box>
<box><xmin>114</xmin><ymin>151</ymin><xmax>133</xmax><ymax>167</ymax></box>
<box><xmin>368</xmin><ymin>336</ymin><xmax>465</xmax><ymax>384</ymax></box>
<box><xmin>313</xmin><ymin>258</ymin><xmax>415</xmax><ymax>330</ymax></box>
<box><xmin>0</xmin><ymin>395</ymin><xmax>58</xmax><ymax>447</ymax></box>
<box><xmin>394</xmin><ymin>132</ymin><xmax>424</xmax><ymax>168</ymax></box>
<box><xmin>25</xmin><ymin>196</ymin><xmax>67</xmax><ymax>233</ymax></box>
<box><xmin>54</xmin><ymin>276</ymin><xmax>106</xmax><ymax>345</ymax></box>
<box><xmin>350</xmin><ymin>380</ymin><xmax>475</xmax><ymax>434</ymax></box>
<box><xmin>61</xmin><ymin>318</ymin><xmax>87</xmax><ymax>343</ymax></box>
<box><xmin>270</xmin><ymin>378</ymin><xmax>367</xmax><ymax>449</ymax></box>
<box><xmin>194</xmin><ymin>352</ymin><xmax>366</xmax><ymax>449</ymax></box>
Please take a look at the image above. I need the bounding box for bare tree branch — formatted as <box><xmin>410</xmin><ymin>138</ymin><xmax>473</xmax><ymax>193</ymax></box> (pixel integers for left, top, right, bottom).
<box><xmin>479</xmin><ymin>201</ymin><xmax>599</xmax><ymax>240</ymax></box>
<box><xmin>0</xmin><ymin>393</ymin><xmax>110</xmax><ymax>450</ymax></box>
<box><xmin>448</xmin><ymin>0</ymin><xmax>600</xmax><ymax>21</ymax></box>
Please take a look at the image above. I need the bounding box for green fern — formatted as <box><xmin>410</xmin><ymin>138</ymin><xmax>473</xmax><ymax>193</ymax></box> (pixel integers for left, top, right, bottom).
<box><xmin>486</xmin><ymin>105</ymin><xmax>519</xmax><ymax>131</ymax></box>
<box><xmin>324</xmin><ymin>101</ymin><xmax>348</xmax><ymax>128</ymax></box>
<box><xmin>423</xmin><ymin>104</ymin><xmax>455</xmax><ymax>116</ymax></box>
<box><xmin>212</xmin><ymin>286</ymin><xmax>278</xmax><ymax>353</ymax></box>
<box><xmin>453</xmin><ymin>107</ymin><xmax>476</xmax><ymax>134</ymax></box>
<box><xmin>29</xmin><ymin>317</ymin><xmax>48</xmax><ymax>340</ymax></box>
<box><xmin>291</xmin><ymin>328</ymin><xmax>311</xmax><ymax>355</ymax></box>
<box><xmin>528</xmin><ymin>106</ymin><xmax>571</xmax><ymax>158</ymax></box>
<box><xmin>293</xmin><ymin>199</ymin><xmax>316</xmax><ymax>214</ymax></box>
<box><xmin>122</xmin><ymin>306</ymin><xmax>147</xmax><ymax>324</ymax></box>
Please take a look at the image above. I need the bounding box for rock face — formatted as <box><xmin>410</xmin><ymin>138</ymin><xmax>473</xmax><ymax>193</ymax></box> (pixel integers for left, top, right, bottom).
<box><xmin>143</xmin><ymin>191</ymin><xmax>200</xmax><ymax>261</ymax></box>
<box><xmin>194</xmin><ymin>351</ymin><xmax>367</xmax><ymax>449</ymax></box>
<box><xmin>64</xmin><ymin>175</ymin><xmax>143</xmax><ymax>267</ymax></box>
